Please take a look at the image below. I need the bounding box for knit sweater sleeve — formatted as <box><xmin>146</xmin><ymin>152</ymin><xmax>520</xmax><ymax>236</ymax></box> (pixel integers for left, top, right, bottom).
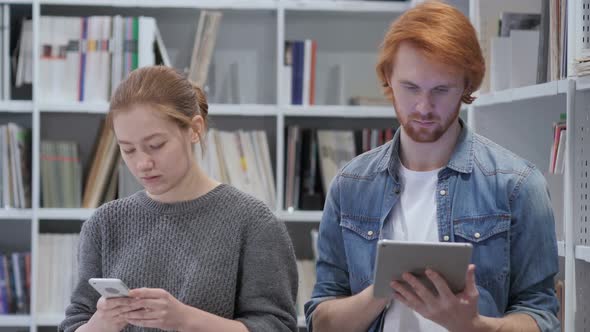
<box><xmin>235</xmin><ymin>214</ymin><xmax>298</xmax><ymax>332</ymax></box>
<box><xmin>58</xmin><ymin>211</ymin><xmax>104</xmax><ymax>332</ymax></box>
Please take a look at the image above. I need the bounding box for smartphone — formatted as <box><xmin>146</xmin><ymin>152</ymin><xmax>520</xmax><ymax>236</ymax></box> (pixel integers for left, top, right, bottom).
<box><xmin>88</xmin><ymin>278</ymin><xmax>130</xmax><ymax>298</ymax></box>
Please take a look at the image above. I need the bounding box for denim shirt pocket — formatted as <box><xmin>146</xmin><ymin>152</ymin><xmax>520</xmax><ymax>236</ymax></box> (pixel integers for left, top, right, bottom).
<box><xmin>453</xmin><ymin>214</ymin><xmax>511</xmax><ymax>310</ymax></box>
<box><xmin>340</xmin><ymin>215</ymin><xmax>380</xmax><ymax>294</ymax></box>
<box><xmin>454</xmin><ymin>215</ymin><xmax>511</xmax><ymax>243</ymax></box>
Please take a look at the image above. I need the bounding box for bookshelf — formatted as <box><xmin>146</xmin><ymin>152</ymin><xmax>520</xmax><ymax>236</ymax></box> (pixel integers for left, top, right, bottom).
<box><xmin>468</xmin><ymin>0</ymin><xmax>590</xmax><ymax>330</ymax></box>
<box><xmin>2</xmin><ymin>0</ymin><xmax>588</xmax><ymax>331</ymax></box>
<box><xmin>0</xmin><ymin>0</ymin><xmax>418</xmax><ymax>330</ymax></box>
<box><xmin>468</xmin><ymin>77</ymin><xmax>590</xmax><ymax>332</ymax></box>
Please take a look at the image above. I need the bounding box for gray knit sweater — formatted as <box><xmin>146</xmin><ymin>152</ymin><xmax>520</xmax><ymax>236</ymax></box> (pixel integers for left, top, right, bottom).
<box><xmin>58</xmin><ymin>184</ymin><xmax>298</xmax><ymax>332</ymax></box>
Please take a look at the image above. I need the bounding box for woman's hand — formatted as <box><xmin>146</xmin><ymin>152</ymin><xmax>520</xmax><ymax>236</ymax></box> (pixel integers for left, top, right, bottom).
<box><xmin>84</xmin><ymin>296</ymin><xmax>136</xmax><ymax>332</ymax></box>
<box><xmin>123</xmin><ymin>288</ymin><xmax>192</xmax><ymax>331</ymax></box>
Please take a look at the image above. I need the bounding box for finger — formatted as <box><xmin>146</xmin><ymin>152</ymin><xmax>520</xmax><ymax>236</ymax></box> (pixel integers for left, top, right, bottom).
<box><xmin>113</xmin><ymin>304</ymin><xmax>145</xmax><ymax>316</ymax></box>
<box><xmin>105</xmin><ymin>304</ymin><xmax>141</xmax><ymax>318</ymax></box>
<box><xmin>402</xmin><ymin>272</ymin><xmax>437</xmax><ymax>303</ymax></box>
<box><xmin>127</xmin><ymin>318</ymin><xmax>164</xmax><ymax>329</ymax></box>
<box><xmin>464</xmin><ymin>264</ymin><xmax>479</xmax><ymax>298</ymax></box>
<box><xmin>425</xmin><ymin>269</ymin><xmax>454</xmax><ymax>299</ymax></box>
<box><xmin>393</xmin><ymin>291</ymin><xmax>425</xmax><ymax>317</ymax></box>
<box><xmin>98</xmin><ymin>297</ymin><xmax>135</xmax><ymax>310</ymax></box>
<box><xmin>127</xmin><ymin>298</ymin><xmax>165</xmax><ymax>312</ymax></box>
<box><xmin>124</xmin><ymin>307</ymin><xmax>162</xmax><ymax>320</ymax></box>
<box><xmin>128</xmin><ymin>288</ymin><xmax>168</xmax><ymax>299</ymax></box>
<box><xmin>391</xmin><ymin>280</ymin><xmax>424</xmax><ymax>309</ymax></box>
<box><xmin>393</xmin><ymin>291</ymin><xmax>410</xmax><ymax>306</ymax></box>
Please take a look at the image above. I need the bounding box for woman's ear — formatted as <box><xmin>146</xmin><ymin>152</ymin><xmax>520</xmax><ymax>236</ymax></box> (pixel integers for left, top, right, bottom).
<box><xmin>190</xmin><ymin>115</ymin><xmax>205</xmax><ymax>143</ymax></box>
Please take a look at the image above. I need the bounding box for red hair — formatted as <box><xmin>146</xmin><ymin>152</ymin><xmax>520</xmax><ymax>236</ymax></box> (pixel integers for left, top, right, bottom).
<box><xmin>376</xmin><ymin>1</ymin><xmax>485</xmax><ymax>104</ymax></box>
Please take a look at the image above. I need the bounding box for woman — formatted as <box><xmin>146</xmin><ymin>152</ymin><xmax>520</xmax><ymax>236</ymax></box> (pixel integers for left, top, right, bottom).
<box><xmin>59</xmin><ymin>66</ymin><xmax>298</xmax><ymax>332</ymax></box>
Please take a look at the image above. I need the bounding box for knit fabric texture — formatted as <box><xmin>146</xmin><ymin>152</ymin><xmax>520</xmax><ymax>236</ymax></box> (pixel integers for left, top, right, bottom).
<box><xmin>58</xmin><ymin>184</ymin><xmax>298</xmax><ymax>332</ymax></box>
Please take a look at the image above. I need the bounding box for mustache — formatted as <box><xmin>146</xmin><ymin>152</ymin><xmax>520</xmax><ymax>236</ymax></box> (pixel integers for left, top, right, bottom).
<box><xmin>409</xmin><ymin>113</ymin><xmax>439</xmax><ymax>121</ymax></box>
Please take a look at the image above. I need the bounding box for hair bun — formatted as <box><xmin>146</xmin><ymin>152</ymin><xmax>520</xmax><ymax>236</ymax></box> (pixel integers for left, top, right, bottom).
<box><xmin>192</xmin><ymin>83</ymin><xmax>209</xmax><ymax>117</ymax></box>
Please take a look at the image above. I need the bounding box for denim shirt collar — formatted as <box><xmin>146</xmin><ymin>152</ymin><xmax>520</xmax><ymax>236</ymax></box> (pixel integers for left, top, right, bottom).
<box><xmin>376</xmin><ymin>118</ymin><xmax>475</xmax><ymax>183</ymax></box>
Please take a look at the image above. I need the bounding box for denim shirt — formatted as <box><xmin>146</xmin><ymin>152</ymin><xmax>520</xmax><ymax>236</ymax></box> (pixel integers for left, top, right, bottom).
<box><xmin>304</xmin><ymin>120</ymin><xmax>560</xmax><ymax>332</ymax></box>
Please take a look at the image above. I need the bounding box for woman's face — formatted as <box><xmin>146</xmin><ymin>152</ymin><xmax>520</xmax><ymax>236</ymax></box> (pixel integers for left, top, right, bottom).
<box><xmin>113</xmin><ymin>105</ymin><xmax>196</xmax><ymax>198</ymax></box>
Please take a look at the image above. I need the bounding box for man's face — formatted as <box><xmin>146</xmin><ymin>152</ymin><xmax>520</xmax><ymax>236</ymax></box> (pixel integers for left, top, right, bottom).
<box><xmin>389</xmin><ymin>42</ymin><xmax>465</xmax><ymax>143</ymax></box>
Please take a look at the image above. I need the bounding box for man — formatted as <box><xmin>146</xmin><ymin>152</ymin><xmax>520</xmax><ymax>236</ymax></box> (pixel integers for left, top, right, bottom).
<box><xmin>304</xmin><ymin>1</ymin><xmax>559</xmax><ymax>332</ymax></box>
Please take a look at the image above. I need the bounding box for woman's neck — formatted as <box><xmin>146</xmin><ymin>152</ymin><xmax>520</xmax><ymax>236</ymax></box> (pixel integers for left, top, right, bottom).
<box><xmin>148</xmin><ymin>161</ymin><xmax>220</xmax><ymax>203</ymax></box>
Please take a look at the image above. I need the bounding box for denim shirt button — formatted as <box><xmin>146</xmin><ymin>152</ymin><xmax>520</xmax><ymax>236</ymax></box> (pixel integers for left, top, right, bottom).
<box><xmin>439</xmin><ymin>190</ymin><xmax>447</xmax><ymax>196</ymax></box>
<box><xmin>368</xmin><ymin>231</ymin><xmax>374</xmax><ymax>236</ymax></box>
<box><xmin>443</xmin><ymin>235</ymin><xmax>450</xmax><ymax>241</ymax></box>
<box><xmin>474</xmin><ymin>232</ymin><xmax>481</xmax><ymax>239</ymax></box>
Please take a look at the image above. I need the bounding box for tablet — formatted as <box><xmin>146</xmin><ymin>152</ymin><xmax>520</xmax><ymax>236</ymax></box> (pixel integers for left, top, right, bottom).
<box><xmin>373</xmin><ymin>240</ymin><xmax>473</xmax><ymax>298</ymax></box>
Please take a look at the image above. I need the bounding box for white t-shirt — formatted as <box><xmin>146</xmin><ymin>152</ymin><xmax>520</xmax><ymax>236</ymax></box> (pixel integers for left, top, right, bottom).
<box><xmin>383</xmin><ymin>164</ymin><xmax>447</xmax><ymax>332</ymax></box>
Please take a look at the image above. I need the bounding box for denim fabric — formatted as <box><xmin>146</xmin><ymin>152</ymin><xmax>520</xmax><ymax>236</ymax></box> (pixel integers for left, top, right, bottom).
<box><xmin>305</xmin><ymin>119</ymin><xmax>559</xmax><ymax>332</ymax></box>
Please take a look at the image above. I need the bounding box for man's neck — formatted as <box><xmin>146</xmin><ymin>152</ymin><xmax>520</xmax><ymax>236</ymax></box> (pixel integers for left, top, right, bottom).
<box><xmin>399</xmin><ymin>120</ymin><xmax>462</xmax><ymax>172</ymax></box>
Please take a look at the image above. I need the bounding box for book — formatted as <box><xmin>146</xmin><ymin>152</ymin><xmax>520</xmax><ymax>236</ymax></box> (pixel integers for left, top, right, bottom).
<box><xmin>286</xmin><ymin>39</ymin><xmax>317</xmax><ymax>106</ymax></box>
<box><xmin>36</xmin><ymin>234</ymin><xmax>79</xmax><ymax>314</ymax></box>
<box><xmin>188</xmin><ymin>11</ymin><xmax>223</xmax><ymax>88</ymax></box>
<box><xmin>29</xmin><ymin>15</ymin><xmax>163</xmax><ymax>102</ymax></box>
<box><xmin>537</xmin><ymin>0</ymin><xmax>550</xmax><ymax>83</ymax></box>
<box><xmin>82</xmin><ymin>121</ymin><xmax>119</xmax><ymax>208</ymax></box>
<box><xmin>197</xmin><ymin>129</ymin><xmax>276</xmax><ymax>208</ymax></box>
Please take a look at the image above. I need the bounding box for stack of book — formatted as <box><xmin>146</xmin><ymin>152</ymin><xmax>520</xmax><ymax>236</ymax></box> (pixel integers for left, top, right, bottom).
<box><xmin>0</xmin><ymin>252</ymin><xmax>31</xmax><ymax>314</ymax></box>
<box><xmin>284</xmin><ymin>127</ymin><xmax>394</xmax><ymax>211</ymax></box>
<box><xmin>549</xmin><ymin>114</ymin><xmax>566</xmax><ymax>174</ymax></box>
<box><xmin>36</xmin><ymin>234</ymin><xmax>79</xmax><ymax>315</ymax></box>
<box><xmin>16</xmin><ymin>15</ymin><xmax>168</xmax><ymax>101</ymax></box>
<box><xmin>0</xmin><ymin>123</ymin><xmax>31</xmax><ymax>209</ymax></box>
<box><xmin>283</xmin><ymin>40</ymin><xmax>317</xmax><ymax>106</ymax></box>
<box><xmin>40</xmin><ymin>141</ymin><xmax>82</xmax><ymax>208</ymax></box>
<box><xmin>195</xmin><ymin>129</ymin><xmax>276</xmax><ymax>208</ymax></box>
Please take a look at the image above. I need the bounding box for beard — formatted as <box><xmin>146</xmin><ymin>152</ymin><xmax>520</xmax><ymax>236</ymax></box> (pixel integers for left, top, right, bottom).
<box><xmin>393</xmin><ymin>100</ymin><xmax>461</xmax><ymax>143</ymax></box>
